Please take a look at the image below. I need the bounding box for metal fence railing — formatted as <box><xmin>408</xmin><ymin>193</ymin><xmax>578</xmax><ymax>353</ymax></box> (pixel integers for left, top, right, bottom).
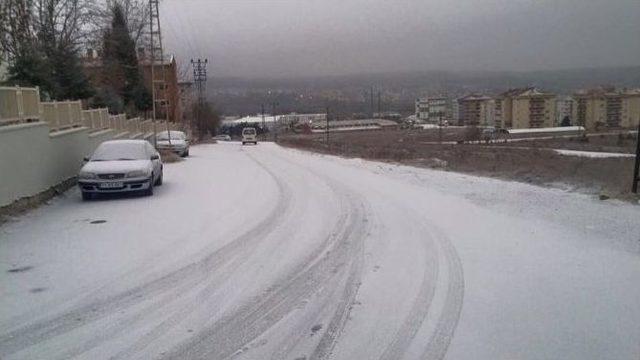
<box><xmin>41</xmin><ymin>101</ymin><xmax>83</xmax><ymax>131</ymax></box>
<box><xmin>1</xmin><ymin>86</ymin><xmax>186</xmax><ymax>139</ymax></box>
<box><xmin>109</xmin><ymin>114</ymin><xmax>127</xmax><ymax>132</ymax></box>
<box><xmin>126</xmin><ymin>117</ymin><xmax>141</xmax><ymax>135</ymax></box>
<box><xmin>82</xmin><ymin>108</ymin><xmax>110</xmax><ymax>130</ymax></box>
<box><xmin>0</xmin><ymin>86</ymin><xmax>41</xmax><ymax>125</ymax></box>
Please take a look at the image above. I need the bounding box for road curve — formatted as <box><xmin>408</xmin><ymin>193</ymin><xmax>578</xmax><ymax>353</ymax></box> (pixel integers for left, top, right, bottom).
<box><xmin>2</xmin><ymin>142</ymin><xmax>639</xmax><ymax>360</ymax></box>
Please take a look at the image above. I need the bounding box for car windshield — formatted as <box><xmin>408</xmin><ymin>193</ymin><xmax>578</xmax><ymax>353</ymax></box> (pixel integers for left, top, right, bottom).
<box><xmin>243</xmin><ymin>129</ymin><xmax>256</xmax><ymax>135</ymax></box>
<box><xmin>157</xmin><ymin>132</ymin><xmax>185</xmax><ymax>141</ymax></box>
<box><xmin>91</xmin><ymin>142</ymin><xmax>147</xmax><ymax>161</ymax></box>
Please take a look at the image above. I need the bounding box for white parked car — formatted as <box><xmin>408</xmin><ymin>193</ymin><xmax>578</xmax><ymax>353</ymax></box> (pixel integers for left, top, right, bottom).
<box><xmin>78</xmin><ymin>140</ymin><xmax>163</xmax><ymax>200</ymax></box>
<box><xmin>156</xmin><ymin>130</ymin><xmax>189</xmax><ymax>157</ymax></box>
<box><xmin>213</xmin><ymin>134</ymin><xmax>231</xmax><ymax>141</ymax></box>
<box><xmin>242</xmin><ymin>127</ymin><xmax>258</xmax><ymax>145</ymax></box>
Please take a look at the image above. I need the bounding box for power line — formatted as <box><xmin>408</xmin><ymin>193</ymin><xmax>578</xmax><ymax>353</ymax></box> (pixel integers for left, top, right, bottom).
<box><xmin>191</xmin><ymin>58</ymin><xmax>208</xmax><ymax>134</ymax></box>
<box><xmin>632</xmin><ymin>117</ymin><xmax>640</xmax><ymax>193</ymax></box>
<box><xmin>191</xmin><ymin>59</ymin><xmax>208</xmax><ymax>101</ymax></box>
<box><xmin>271</xmin><ymin>101</ymin><xmax>278</xmax><ymax>142</ymax></box>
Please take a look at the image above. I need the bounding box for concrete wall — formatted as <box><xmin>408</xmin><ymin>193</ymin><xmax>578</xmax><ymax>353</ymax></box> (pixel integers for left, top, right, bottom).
<box><xmin>0</xmin><ymin>122</ymin><xmax>115</xmax><ymax>207</ymax></box>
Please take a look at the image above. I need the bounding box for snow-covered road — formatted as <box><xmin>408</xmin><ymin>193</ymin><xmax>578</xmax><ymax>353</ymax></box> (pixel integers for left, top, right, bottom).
<box><xmin>1</xmin><ymin>142</ymin><xmax>639</xmax><ymax>360</ymax></box>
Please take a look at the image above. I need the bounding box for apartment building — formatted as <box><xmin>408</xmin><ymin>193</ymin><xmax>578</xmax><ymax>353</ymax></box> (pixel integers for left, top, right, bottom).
<box><xmin>573</xmin><ymin>88</ymin><xmax>640</xmax><ymax>130</ymax></box>
<box><xmin>555</xmin><ymin>96</ymin><xmax>575</xmax><ymax>125</ymax></box>
<box><xmin>622</xmin><ymin>89</ymin><xmax>640</xmax><ymax>129</ymax></box>
<box><xmin>82</xmin><ymin>49</ymin><xmax>183</xmax><ymax>124</ymax></box>
<box><xmin>495</xmin><ymin>87</ymin><xmax>556</xmax><ymax>129</ymax></box>
<box><xmin>415</xmin><ymin>97</ymin><xmax>449</xmax><ymax>124</ymax></box>
<box><xmin>457</xmin><ymin>94</ymin><xmax>493</xmax><ymax>127</ymax></box>
<box><xmin>140</xmin><ymin>56</ymin><xmax>181</xmax><ymax>124</ymax></box>
<box><xmin>451</xmin><ymin>100</ymin><xmax>460</xmax><ymax>125</ymax></box>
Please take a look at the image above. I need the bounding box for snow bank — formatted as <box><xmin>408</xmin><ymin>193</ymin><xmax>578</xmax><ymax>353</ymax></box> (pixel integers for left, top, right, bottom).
<box><xmin>554</xmin><ymin>149</ymin><xmax>635</xmax><ymax>158</ymax></box>
<box><xmin>507</xmin><ymin>126</ymin><xmax>585</xmax><ymax>134</ymax></box>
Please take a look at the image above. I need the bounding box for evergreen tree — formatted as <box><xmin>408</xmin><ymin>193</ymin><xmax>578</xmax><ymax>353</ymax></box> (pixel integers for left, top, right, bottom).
<box><xmin>2</xmin><ymin>0</ymin><xmax>93</xmax><ymax>100</ymax></box>
<box><xmin>2</xmin><ymin>0</ymin><xmax>53</xmax><ymax>96</ymax></box>
<box><xmin>7</xmin><ymin>48</ymin><xmax>53</xmax><ymax>95</ymax></box>
<box><xmin>37</xmin><ymin>0</ymin><xmax>93</xmax><ymax>101</ymax></box>
<box><xmin>101</xmin><ymin>3</ymin><xmax>151</xmax><ymax>114</ymax></box>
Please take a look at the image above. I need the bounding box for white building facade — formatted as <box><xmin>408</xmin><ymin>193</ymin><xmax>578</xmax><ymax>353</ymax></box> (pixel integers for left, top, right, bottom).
<box><xmin>415</xmin><ymin>97</ymin><xmax>450</xmax><ymax>124</ymax></box>
<box><xmin>556</xmin><ymin>96</ymin><xmax>575</xmax><ymax>126</ymax></box>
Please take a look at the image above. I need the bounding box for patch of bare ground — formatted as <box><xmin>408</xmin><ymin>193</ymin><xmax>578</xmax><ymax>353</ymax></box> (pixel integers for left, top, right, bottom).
<box><xmin>279</xmin><ymin>130</ymin><xmax>639</xmax><ymax>201</ymax></box>
<box><xmin>159</xmin><ymin>150</ymin><xmax>184</xmax><ymax>163</ymax></box>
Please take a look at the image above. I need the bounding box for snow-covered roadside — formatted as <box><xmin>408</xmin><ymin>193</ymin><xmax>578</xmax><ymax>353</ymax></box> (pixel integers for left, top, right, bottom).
<box><xmin>553</xmin><ymin>149</ymin><xmax>636</xmax><ymax>158</ymax></box>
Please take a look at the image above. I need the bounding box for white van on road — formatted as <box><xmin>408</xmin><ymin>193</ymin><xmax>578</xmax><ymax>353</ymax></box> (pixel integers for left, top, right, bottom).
<box><xmin>242</xmin><ymin>127</ymin><xmax>258</xmax><ymax>145</ymax></box>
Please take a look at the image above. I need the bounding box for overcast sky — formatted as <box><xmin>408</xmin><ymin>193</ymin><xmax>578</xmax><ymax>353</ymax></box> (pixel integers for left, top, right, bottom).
<box><xmin>160</xmin><ymin>0</ymin><xmax>640</xmax><ymax>79</ymax></box>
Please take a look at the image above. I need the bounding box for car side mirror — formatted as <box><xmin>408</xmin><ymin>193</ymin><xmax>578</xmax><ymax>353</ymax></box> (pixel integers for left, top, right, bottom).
<box><xmin>151</xmin><ymin>154</ymin><xmax>160</xmax><ymax>160</ymax></box>
<box><xmin>83</xmin><ymin>156</ymin><xmax>90</xmax><ymax>162</ymax></box>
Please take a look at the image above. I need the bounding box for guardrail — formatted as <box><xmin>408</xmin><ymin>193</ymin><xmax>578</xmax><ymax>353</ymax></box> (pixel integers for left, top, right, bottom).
<box><xmin>0</xmin><ymin>86</ymin><xmax>41</xmax><ymax>125</ymax></box>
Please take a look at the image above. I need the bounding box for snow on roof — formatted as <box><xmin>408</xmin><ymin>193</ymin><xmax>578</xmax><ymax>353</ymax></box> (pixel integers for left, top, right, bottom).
<box><xmin>222</xmin><ymin>115</ymin><xmax>280</xmax><ymax>125</ymax></box>
<box><xmin>458</xmin><ymin>94</ymin><xmax>492</xmax><ymax>101</ymax></box>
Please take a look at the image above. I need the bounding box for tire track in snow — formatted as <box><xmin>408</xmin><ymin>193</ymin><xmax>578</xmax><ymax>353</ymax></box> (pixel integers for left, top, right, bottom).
<box><xmin>272</xmin><ymin>146</ymin><xmax>465</xmax><ymax>360</ymax></box>
<box><xmin>161</xmin><ymin>150</ymin><xmax>370</xmax><ymax>360</ymax></box>
<box><xmin>103</xmin><ymin>151</ymin><xmax>302</xmax><ymax>360</ymax></box>
<box><xmin>421</xmin><ymin>226</ymin><xmax>465</xmax><ymax>360</ymax></box>
<box><xmin>377</xmin><ymin>221</ymin><xmax>439</xmax><ymax>360</ymax></box>
<box><xmin>0</xmin><ymin>151</ymin><xmax>294</xmax><ymax>359</ymax></box>
<box><xmin>255</xmin><ymin>148</ymin><xmax>370</xmax><ymax>360</ymax></box>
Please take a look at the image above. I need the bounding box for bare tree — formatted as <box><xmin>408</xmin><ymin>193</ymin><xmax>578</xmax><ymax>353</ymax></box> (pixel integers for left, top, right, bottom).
<box><xmin>85</xmin><ymin>0</ymin><xmax>149</xmax><ymax>51</ymax></box>
<box><xmin>0</xmin><ymin>0</ymin><xmax>93</xmax><ymax>98</ymax></box>
<box><xmin>35</xmin><ymin>0</ymin><xmax>90</xmax><ymax>49</ymax></box>
<box><xmin>0</xmin><ymin>0</ymin><xmax>37</xmax><ymax>61</ymax></box>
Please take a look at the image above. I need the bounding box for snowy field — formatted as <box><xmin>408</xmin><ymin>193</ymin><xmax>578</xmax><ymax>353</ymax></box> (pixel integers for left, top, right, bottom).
<box><xmin>1</xmin><ymin>142</ymin><xmax>639</xmax><ymax>360</ymax></box>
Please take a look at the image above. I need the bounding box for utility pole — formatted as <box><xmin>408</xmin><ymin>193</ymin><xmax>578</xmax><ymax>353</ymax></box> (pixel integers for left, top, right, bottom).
<box><xmin>148</xmin><ymin>0</ymin><xmax>168</xmax><ymax>147</ymax></box>
<box><xmin>191</xmin><ymin>58</ymin><xmax>208</xmax><ymax>137</ymax></box>
<box><xmin>370</xmin><ymin>86</ymin><xmax>374</xmax><ymax>118</ymax></box>
<box><xmin>377</xmin><ymin>91</ymin><xmax>381</xmax><ymax>117</ymax></box>
<box><xmin>325</xmin><ymin>106</ymin><xmax>330</xmax><ymax>144</ymax></box>
<box><xmin>271</xmin><ymin>102</ymin><xmax>278</xmax><ymax>142</ymax></box>
<box><xmin>261</xmin><ymin>104</ymin><xmax>266</xmax><ymax>140</ymax></box>
<box><xmin>632</xmin><ymin>117</ymin><xmax>640</xmax><ymax>193</ymax></box>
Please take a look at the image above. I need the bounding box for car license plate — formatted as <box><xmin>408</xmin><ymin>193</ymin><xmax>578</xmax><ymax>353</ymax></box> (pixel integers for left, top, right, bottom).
<box><xmin>99</xmin><ymin>182</ymin><xmax>123</xmax><ymax>189</ymax></box>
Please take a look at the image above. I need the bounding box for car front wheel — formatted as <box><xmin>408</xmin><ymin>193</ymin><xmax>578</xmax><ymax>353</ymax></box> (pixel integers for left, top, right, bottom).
<box><xmin>145</xmin><ymin>175</ymin><xmax>154</xmax><ymax>196</ymax></box>
<box><xmin>155</xmin><ymin>171</ymin><xmax>163</xmax><ymax>186</ymax></box>
<box><xmin>81</xmin><ymin>191</ymin><xmax>92</xmax><ymax>201</ymax></box>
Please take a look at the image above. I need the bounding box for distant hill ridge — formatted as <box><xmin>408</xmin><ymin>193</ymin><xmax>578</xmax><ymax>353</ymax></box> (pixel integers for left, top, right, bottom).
<box><xmin>211</xmin><ymin>66</ymin><xmax>640</xmax><ymax>94</ymax></box>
